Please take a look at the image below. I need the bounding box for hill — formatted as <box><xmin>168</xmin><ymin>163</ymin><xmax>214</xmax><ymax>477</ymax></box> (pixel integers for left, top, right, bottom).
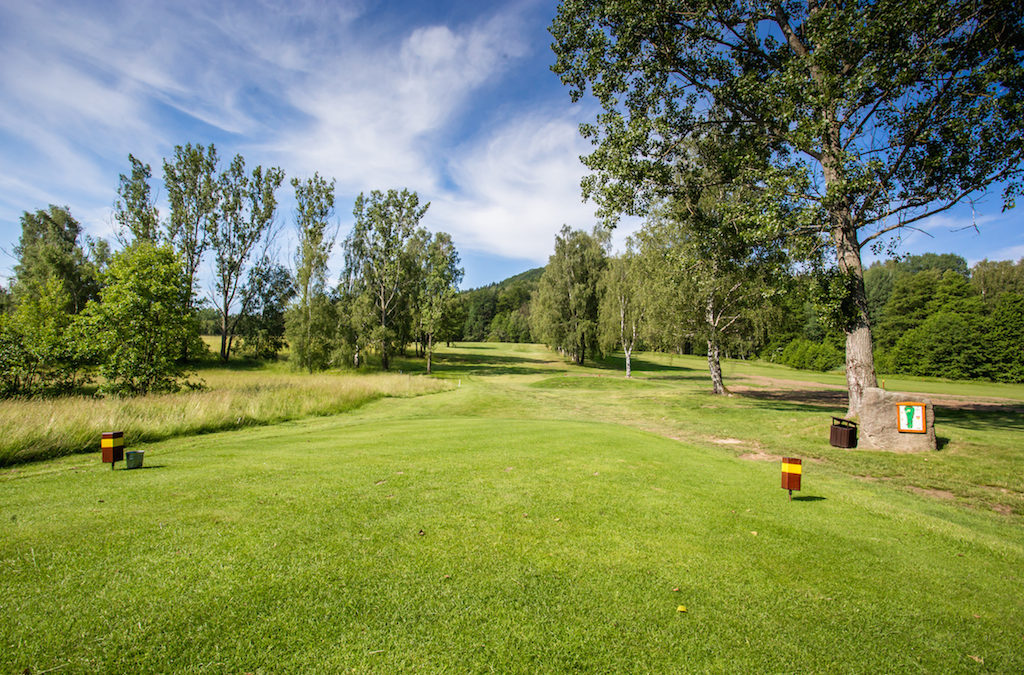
<box><xmin>459</xmin><ymin>267</ymin><xmax>543</xmax><ymax>342</ymax></box>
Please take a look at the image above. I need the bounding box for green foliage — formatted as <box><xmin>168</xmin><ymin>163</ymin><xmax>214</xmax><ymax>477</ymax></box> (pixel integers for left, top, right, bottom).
<box><xmin>971</xmin><ymin>258</ymin><xmax>1024</xmax><ymax>305</ymax></box>
<box><xmin>460</xmin><ymin>269</ymin><xmax>543</xmax><ymax>343</ymax></box>
<box><xmin>12</xmin><ymin>205</ymin><xmax>101</xmax><ymax>314</ymax></box>
<box><xmin>287</xmin><ymin>173</ymin><xmax>337</xmax><ymax>371</ymax></box>
<box><xmin>418</xmin><ymin>232</ymin><xmax>463</xmax><ymax>373</ymax></box>
<box><xmin>210</xmin><ymin>155</ymin><xmax>285</xmax><ymax>360</ymax></box>
<box><xmin>86</xmin><ymin>242</ymin><xmax>196</xmax><ymax>395</ymax></box>
<box><xmin>240</xmin><ymin>261</ymin><xmax>295</xmax><ymax>360</ymax></box>
<box><xmin>551</xmin><ymin>0</ymin><xmax>1024</xmax><ymax>409</ymax></box>
<box><xmin>0</xmin><ymin>278</ymin><xmax>90</xmax><ymax>396</ymax></box>
<box><xmin>531</xmin><ymin>226</ymin><xmax>606</xmax><ymax>364</ymax></box>
<box><xmin>864</xmin><ymin>253</ymin><xmax>969</xmax><ymax>324</ymax></box>
<box><xmin>163</xmin><ymin>143</ymin><xmax>219</xmax><ymax>310</ymax></box>
<box><xmin>876</xmin><ymin>269</ymin><xmax>977</xmax><ymax>349</ymax></box>
<box><xmin>889</xmin><ymin>310</ymin><xmax>990</xmax><ymax>381</ymax></box>
<box><xmin>343</xmin><ymin>188</ymin><xmax>430</xmax><ymax>370</ymax></box>
<box><xmin>776</xmin><ymin>338</ymin><xmax>845</xmax><ymax>372</ymax></box>
<box><xmin>598</xmin><ymin>247</ymin><xmax>647</xmax><ymax>375</ymax></box>
<box><xmin>114</xmin><ymin>153</ymin><xmax>160</xmax><ymax>244</ymax></box>
<box><xmin>988</xmin><ymin>292</ymin><xmax>1024</xmax><ymax>383</ymax></box>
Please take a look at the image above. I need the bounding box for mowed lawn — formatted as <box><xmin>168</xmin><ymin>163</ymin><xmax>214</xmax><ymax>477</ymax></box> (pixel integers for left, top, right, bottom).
<box><xmin>2</xmin><ymin>344</ymin><xmax>1023</xmax><ymax>673</ymax></box>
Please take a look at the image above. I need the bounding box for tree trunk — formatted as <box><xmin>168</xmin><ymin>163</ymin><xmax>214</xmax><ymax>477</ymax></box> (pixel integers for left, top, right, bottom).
<box><xmin>706</xmin><ymin>295</ymin><xmax>726</xmax><ymax>395</ymax></box>
<box><xmin>833</xmin><ymin>223</ymin><xmax>877</xmax><ymax>418</ymax></box>
<box><xmin>426</xmin><ymin>332</ymin><xmax>433</xmax><ymax>374</ymax></box>
<box><xmin>707</xmin><ymin>337</ymin><xmax>725</xmax><ymax>395</ymax></box>
<box><xmin>820</xmin><ymin>99</ymin><xmax>878</xmax><ymax>417</ymax></box>
<box><xmin>624</xmin><ymin>347</ymin><xmax>632</xmax><ymax>378</ymax></box>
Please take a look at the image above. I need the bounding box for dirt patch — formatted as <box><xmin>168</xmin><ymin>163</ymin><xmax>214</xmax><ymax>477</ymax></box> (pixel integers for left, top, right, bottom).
<box><xmin>711</xmin><ymin>438</ymin><xmax>745</xmax><ymax>445</ymax></box>
<box><xmin>738</xmin><ymin>451</ymin><xmax>783</xmax><ymax>462</ymax></box>
<box><xmin>992</xmin><ymin>504</ymin><xmax>1014</xmax><ymax>516</ymax></box>
<box><xmin>908</xmin><ymin>485</ymin><xmax>956</xmax><ymax>501</ymax></box>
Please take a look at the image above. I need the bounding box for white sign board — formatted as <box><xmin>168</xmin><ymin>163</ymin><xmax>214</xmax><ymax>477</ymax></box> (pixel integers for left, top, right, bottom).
<box><xmin>897</xmin><ymin>402</ymin><xmax>926</xmax><ymax>433</ymax></box>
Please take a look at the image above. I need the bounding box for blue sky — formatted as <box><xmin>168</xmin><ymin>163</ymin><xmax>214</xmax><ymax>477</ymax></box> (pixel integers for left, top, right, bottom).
<box><xmin>0</xmin><ymin>0</ymin><xmax>1021</xmax><ymax>291</ymax></box>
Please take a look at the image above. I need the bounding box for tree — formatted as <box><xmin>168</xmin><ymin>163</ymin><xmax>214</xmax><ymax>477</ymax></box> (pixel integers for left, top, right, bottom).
<box><xmin>209</xmin><ymin>155</ymin><xmax>285</xmax><ymax>361</ymax></box>
<box><xmin>638</xmin><ymin>197</ymin><xmax>785</xmax><ymax>394</ymax></box>
<box><xmin>11</xmin><ymin>206</ymin><xmax>99</xmax><ymax>313</ymax></box>
<box><xmin>343</xmin><ymin>189</ymin><xmax>429</xmax><ymax>370</ymax></box>
<box><xmin>864</xmin><ymin>253</ymin><xmax>969</xmax><ymax>323</ymax></box>
<box><xmin>971</xmin><ymin>258</ymin><xmax>1024</xmax><ymax>305</ymax></box>
<box><xmin>551</xmin><ymin>0</ymin><xmax>1024</xmax><ymax>415</ymax></box>
<box><xmin>990</xmin><ymin>293</ymin><xmax>1024</xmax><ymax>383</ymax></box>
<box><xmin>0</xmin><ymin>278</ymin><xmax>89</xmax><ymax>397</ymax></box>
<box><xmin>85</xmin><ymin>242</ymin><xmax>195</xmax><ymax>395</ymax></box>
<box><xmin>532</xmin><ymin>226</ymin><xmax>606</xmax><ymax>365</ymax></box>
<box><xmin>598</xmin><ymin>245</ymin><xmax>646</xmax><ymax>377</ymax></box>
<box><xmin>239</xmin><ymin>260</ymin><xmax>295</xmax><ymax>359</ymax></box>
<box><xmin>114</xmin><ymin>154</ymin><xmax>160</xmax><ymax>244</ymax></box>
<box><xmin>163</xmin><ymin>144</ymin><xmax>219</xmax><ymax>307</ymax></box>
<box><xmin>286</xmin><ymin>173</ymin><xmax>337</xmax><ymax>371</ymax></box>
<box><xmin>419</xmin><ymin>232</ymin><xmax>463</xmax><ymax>374</ymax></box>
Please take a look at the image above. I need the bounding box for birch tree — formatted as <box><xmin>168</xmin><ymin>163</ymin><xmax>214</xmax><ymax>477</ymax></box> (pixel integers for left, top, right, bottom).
<box><xmin>343</xmin><ymin>189</ymin><xmax>429</xmax><ymax>370</ymax></box>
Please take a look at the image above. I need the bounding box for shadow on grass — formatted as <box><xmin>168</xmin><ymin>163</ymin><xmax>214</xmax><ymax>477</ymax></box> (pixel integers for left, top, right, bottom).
<box><xmin>792</xmin><ymin>495</ymin><xmax>827</xmax><ymax>502</ymax></box>
<box><xmin>592</xmin><ymin>355</ymin><xmax>700</xmax><ymax>375</ymax></box>
<box><xmin>737</xmin><ymin>388</ymin><xmax>849</xmax><ymax>409</ymax></box>
<box><xmin>936</xmin><ymin>404</ymin><xmax>1024</xmax><ymax>433</ymax></box>
<box><xmin>191</xmin><ymin>357</ymin><xmax>270</xmax><ymax>373</ymax></box>
<box><xmin>423</xmin><ymin>352</ymin><xmax>566</xmax><ymax>377</ymax></box>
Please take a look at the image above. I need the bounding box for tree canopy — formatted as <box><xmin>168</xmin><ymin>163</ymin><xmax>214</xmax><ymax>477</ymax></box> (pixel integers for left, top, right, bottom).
<box><xmin>551</xmin><ymin>0</ymin><xmax>1024</xmax><ymax>414</ymax></box>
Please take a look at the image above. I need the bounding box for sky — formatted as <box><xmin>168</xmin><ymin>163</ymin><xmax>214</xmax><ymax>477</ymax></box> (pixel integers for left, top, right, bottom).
<box><xmin>0</xmin><ymin>0</ymin><xmax>1021</xmax><ymax>292</ymax></box>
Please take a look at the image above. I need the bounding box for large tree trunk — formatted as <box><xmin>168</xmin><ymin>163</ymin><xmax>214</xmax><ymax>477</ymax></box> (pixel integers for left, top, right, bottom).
<box><xmin>833</xmin><ymin>223</ymin><xmax>877</xmax><ymax>418</ymax></box>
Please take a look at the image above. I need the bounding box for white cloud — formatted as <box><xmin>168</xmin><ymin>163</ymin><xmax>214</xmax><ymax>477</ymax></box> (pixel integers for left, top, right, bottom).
<box><xmin>268</xmin><ymin>8</ymin><xmax>531</xmax><ymax>197</ymax></box>
<box><xmin>430</xmin><ymin>111</ymin><xmax>602</xmax><ymax>262</ymax></box>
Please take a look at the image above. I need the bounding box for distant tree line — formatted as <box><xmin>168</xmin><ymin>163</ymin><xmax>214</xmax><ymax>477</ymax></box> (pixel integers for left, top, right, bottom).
<box><xmin>0</xmin><ymin>145</ymin><xmax>463</xmax><ymax>397</ymax></box>
<box><xmin>497</xmin><ymin>216</ymin><xmax>1024</xmax><ymax>392</ymax></box>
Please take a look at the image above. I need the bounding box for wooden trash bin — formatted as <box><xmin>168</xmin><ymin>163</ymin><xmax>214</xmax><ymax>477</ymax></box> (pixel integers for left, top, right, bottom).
<box><xmin>830</xmin><ymin>417</ymin><xmax>858</xmax><ymax>448</ymax></box>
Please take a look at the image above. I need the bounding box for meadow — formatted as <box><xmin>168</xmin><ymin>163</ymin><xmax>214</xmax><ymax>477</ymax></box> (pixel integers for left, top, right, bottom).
<box><xmin>2</xmin><ymin>343</ymin><xmax>1022</xmax><ymax>673</ymax></box>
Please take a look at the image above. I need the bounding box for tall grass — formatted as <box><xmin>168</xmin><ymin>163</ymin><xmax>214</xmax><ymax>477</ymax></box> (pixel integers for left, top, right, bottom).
<box><xmin>0</xmin><ymin>370</ymin><xmax>448</xmax><ymax>466</ymax></box>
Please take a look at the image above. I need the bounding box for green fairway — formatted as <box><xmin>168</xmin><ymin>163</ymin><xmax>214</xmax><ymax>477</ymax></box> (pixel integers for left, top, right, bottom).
<box><xmin>2</xmin><ymin>344</ymin><xmax>1023</xmax><ymax>673</ymax></box>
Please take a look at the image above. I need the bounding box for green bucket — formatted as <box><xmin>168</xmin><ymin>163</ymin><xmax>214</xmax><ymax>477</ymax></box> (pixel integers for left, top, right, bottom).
<box><xmin>125</xmin><ymin>450</ymin><xmax>144</xmax><ymax>470</ymax></box>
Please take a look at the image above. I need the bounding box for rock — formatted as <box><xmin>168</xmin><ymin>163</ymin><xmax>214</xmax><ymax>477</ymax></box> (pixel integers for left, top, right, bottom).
<box><xmin>858</xmin><ymin>387</ymin><xmax>937</xmax><ymax>451</ymax></box>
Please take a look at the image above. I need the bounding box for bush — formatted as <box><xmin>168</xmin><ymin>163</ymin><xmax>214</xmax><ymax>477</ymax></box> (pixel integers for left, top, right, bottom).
<box><xmin>776</xmin><ymin>338</ymin><xmax>844</xmax><ymax>372</ymax></box>
<box><xmin>85</xmin><ymin>242</ymin><xmax>196</xmax><ymax>395</ymax></box>
<box><xmin>0</xmin><ymin>278</ymin><xmax>91</xmax><ymax>397</ymax></box>
<box><xmin>888</xmin><ymin>311</ymin><xmax>990</xmax><ymax>380</ymax></box>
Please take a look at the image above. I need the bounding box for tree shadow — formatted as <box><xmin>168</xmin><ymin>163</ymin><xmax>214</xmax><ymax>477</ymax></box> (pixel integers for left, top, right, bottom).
<box><xmin>394</xmin><ymin>351</ymin><xmax>567</xmax><ymax>377</ymax></box>
<box><xmin>593</xmin><ymin>354</ymin><xmax>701</xmax><ymax>375</ymax></box>
<box><xmin>737</xmin><ymin>388</ymin><xmax>849</xmax><ymax>409</ymax></box>
<box><xmin>935</xmin><ymin>404</ymin><xmax>1024</xmax><ymax>433</ymax></box>
<box><xmin>191</xmin><ymin>357</ymin><xmax>269</xmax><ymax>372</ymax></box>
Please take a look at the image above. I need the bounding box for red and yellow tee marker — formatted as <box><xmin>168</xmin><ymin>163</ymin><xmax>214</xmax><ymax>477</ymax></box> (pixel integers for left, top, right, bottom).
<box><xmin>781</xmin><ymin>457</ymin><xmax>802</xmax><ymax>497</ymax></box>
<box><xmin>101</xmin><ymin>431</ymin><xmax>124</xmax><ymax>465</ymax></box>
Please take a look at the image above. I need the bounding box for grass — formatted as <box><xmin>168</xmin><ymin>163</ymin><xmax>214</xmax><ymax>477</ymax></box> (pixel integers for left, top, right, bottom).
<box><xmin>0</xmin><ymin>357</ymin><xmax>448</xmax><ymax>466</ymax></box>
<box><xmin>2</xmin><ymin>343</ymin><xmax>1023</xmax><ymax>672</ymax></box>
